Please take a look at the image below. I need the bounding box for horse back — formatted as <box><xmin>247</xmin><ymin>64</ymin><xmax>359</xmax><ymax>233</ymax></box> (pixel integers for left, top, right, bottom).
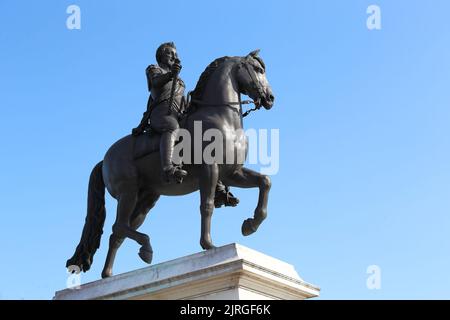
<box><xmin>133</xmin><ymin>132</ymin><xmax>161</xmax><ymax>160</ymax></box>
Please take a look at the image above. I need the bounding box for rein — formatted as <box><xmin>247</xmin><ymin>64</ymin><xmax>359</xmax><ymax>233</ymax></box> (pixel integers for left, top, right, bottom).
<box><xmin>187</xmin><ymin>61</ymin><xmax>264</xmax><ymax>118</ymax></box>
<box><xmin>241</xmin><ymin>104</ymin><xmax>261</xmax><ymax>118</ymax></box>
<box><xmin>190</xmin><ymin>97</ymin><xmax>260</xmax><ymax>118</ymax></box>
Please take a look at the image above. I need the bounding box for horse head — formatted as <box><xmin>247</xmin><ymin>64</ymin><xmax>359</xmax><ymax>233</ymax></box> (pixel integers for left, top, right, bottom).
<box><xmin>236</xmin><ymin>50</ymin><xmax>275</xmax><ymax>110</ymax></box>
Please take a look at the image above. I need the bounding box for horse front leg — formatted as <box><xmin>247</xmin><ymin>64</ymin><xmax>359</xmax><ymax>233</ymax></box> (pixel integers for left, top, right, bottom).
<box><xmin>199</xmin><ymin>163</ymin><xmax>219</xmax><ymax>250</ymax></box>
<box><xmin>224</xmin><ymin>167</ymin><xmax>271</xmax><ymax>236</ymax></box>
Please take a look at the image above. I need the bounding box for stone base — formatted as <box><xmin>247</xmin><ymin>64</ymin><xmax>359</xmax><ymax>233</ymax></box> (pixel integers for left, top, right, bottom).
<box><xmin>54</xmin><ymin>243</ymin><xmax>319</xmax><ymax>300</ymax></box>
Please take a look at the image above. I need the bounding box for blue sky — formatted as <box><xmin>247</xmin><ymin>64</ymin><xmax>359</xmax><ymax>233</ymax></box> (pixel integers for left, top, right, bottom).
<box><xmin>0</xmin><ymin>0</ymin><xmax>449</xmax><ymax>299</ymax></box>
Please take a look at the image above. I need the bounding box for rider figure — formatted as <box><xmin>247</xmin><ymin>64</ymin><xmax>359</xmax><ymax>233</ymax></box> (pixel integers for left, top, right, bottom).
<box><xmin>133</xmin><ymin>42</ymin><xmax>186</xmax><ymax>182</ymax></box>
<box><xmin>132</xmin><ymin>42</ymin><xmax>239</xmax><ymax>206</ymax></box>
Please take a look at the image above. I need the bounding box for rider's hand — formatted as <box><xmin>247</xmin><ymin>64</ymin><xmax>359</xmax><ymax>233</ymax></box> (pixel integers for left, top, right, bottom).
<box><xmin>171</xmin><ymin>61</ymin><xmax>182</xmax><ymax>74</ymax></box>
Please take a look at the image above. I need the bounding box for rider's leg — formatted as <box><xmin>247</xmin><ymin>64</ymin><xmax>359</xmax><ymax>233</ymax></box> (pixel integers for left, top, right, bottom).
<box><xmin>214</xmin><ymin>180</ymin><xmax>239</xmax><ymax>208</ymax></box>
<box><xmin>151</xmin><ymin>106</ymin><xmax>187</xmax><ymax>183</ymax></box>
<box><xmin>160</xmin><ymin>128</ymin><xmax>187</xmax><ymax>183</ymax></box>
<box><xmin>216</xmin><ymin>181</ymin><xmax>226</xmax><ymax>193</ymax></box>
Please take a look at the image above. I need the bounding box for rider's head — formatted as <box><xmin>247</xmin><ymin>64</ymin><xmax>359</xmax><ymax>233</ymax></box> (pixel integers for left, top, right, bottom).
<box><xmin>156</xmin><ymin>42</ymin><xmax>178</xmax><ymax>69</ymax></box>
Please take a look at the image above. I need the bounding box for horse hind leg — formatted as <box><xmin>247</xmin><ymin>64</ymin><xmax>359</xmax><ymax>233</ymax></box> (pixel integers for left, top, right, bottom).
<box><xmin>102</xmin><ymin>191</ymin><xmax>160</xmax><ymax>278</ymax></box>
<box><xmin>134</xmin><ymin>192</ymin><xmax>160</xmax><ymax>263</ymax></box>
<box><xmin>199</xmin><ymin>163</ymin><xmax>219</xmax><ymax>250</ymax></box>
<box><xmin>101</xmin><ymin>233</ymin><xmax>125</xmax><ymax>279</ymax></box>
<box><xmin>112</xmin><ymin>188</ymin><xmax>153</xmax><ymax>259</ymax></box>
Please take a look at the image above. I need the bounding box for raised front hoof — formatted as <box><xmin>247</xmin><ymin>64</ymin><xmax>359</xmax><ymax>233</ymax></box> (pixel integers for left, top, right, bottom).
<box><xmin>242</xmin><ymin>218</ymin><xmax>258</xmax><ymax>236</ymax></box>
<box><xmin>101</xmin><ymin>269</ymin><xmax>112</xmax><ymax>279</ymax></box>
<box><xmin>200</xmin><ymin>239</ymin><xmax>216</xmax><ymax>250</ymax></box>
<box><xmin>138</xmin><ymin>246</ymin><xmax>153</xmax><ymax>264</ymax></box>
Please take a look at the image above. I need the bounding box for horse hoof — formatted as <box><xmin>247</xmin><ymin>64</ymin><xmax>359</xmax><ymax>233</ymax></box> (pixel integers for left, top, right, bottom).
<box><xmin>200</xmin><ymin>239</ymin><xmax>216</xmax><ymax>250</ymax></box>
<box><xmin>138</xmin><ymin>247</ymin><xmax>153</xmax><ymax>264</ymax></box>
<box><xmin>101</xmin><ymin>269</ymin><xmax>112</xmax><ymax>279</ymax></box>
<box><xmin>242</xmin><ymin>219</ymin><xmax>258</xmax><ymax>236</ymax></box>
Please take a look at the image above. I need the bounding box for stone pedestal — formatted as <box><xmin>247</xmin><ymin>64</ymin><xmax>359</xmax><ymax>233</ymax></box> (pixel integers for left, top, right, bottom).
<box><xmin>54</xmin><ymin>243</ymin><xmax>319</xmax><ymax>300</ymax></box>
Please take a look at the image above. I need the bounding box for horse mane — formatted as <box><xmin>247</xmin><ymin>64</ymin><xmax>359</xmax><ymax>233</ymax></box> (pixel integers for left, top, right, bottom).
<box><xmin>191</xmin><ymin>56</ymin><xmax>233</xmax><ymax>101</ymax></box>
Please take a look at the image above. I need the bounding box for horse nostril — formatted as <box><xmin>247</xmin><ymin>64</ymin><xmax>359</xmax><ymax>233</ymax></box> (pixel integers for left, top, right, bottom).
<box><xmin>269</xmin><ymin>94</ymin><xmax>275</xmax><ymax>102</ymax></box>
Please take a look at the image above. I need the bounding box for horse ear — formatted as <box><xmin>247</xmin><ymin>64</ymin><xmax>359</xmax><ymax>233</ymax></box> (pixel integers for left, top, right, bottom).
<box><xmin>248</xmin><ymin>49</ymin><xmax>260</xmax><ymax>57</ymax></box>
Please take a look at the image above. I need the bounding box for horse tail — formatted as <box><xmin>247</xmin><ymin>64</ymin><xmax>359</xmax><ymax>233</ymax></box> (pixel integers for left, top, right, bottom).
<box><xmin>66</xmin><ymin>161</ymin><xmax>106</xmax><ymax>272</ymax></box>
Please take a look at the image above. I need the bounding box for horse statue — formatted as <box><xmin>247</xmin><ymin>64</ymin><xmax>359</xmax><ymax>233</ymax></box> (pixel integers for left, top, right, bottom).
<box><xmin>66</xmin><ymin>50</ymin><xmax>275</xmax><ymax>278</ymax></box>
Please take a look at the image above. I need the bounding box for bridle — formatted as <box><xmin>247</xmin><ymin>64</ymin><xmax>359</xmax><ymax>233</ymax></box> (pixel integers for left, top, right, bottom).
<box><xmin>189</xmin><ymin>57</ymin><xmax>266</xmax><ymax>118</ymax></box>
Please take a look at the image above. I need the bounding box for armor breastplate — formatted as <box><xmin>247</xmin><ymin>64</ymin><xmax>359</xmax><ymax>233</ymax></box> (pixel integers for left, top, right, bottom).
<box><xmin>150</xmin><ymin>68</ymin><xmax>185</xmax><ymax>107</ymax></box>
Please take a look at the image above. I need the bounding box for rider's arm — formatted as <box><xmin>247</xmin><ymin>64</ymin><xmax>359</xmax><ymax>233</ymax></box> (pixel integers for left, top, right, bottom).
<box><xmin>146</xmin><ymin>65</ymin><xmax>173</xmax><ymax>89</ymax></box>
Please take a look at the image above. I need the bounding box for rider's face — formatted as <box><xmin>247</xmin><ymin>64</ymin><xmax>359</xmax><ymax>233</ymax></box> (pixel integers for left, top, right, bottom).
<box><xmin>161</xmin><ymin>47</ymin><xmax>178</xmax><ymax>68</ymax></box>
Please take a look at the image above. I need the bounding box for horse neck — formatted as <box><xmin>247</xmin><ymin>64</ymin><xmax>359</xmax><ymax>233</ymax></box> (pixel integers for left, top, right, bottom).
<box><xmin>201</xmin><ymin>60</ymin><xmax>241</xmax><ymax>107</ymax></box>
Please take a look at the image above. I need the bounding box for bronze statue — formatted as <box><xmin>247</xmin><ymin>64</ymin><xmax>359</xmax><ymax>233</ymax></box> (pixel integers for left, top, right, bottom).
<box><xmin>66</xmin><ymin>45</ymin><xmax>275</xmax><ymax>278</ymax></box>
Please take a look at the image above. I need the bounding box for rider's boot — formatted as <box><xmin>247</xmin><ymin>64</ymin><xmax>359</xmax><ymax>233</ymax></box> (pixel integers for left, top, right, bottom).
<box><xmin>214</xmin><ymin>181</ymin><xmax>240</xmax><ymax>208</ymax></box>
<box><xmin>160</xmin><ymin>131</ymin><xmax>187</xmax><ymax>183</ymax></box>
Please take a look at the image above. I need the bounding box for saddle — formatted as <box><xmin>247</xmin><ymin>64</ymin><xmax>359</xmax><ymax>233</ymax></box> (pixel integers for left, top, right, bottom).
<box><xmin>133</xmin><ymin>131</ymin><xmax>161</xmax><ymax>160</ymax></box>
<box><xmin>132</xmin><ymin>98</ymin><xmax>191</xmax><ymax>160</ymax></box>
<box><xmin>132</xmin><ymin>117</ymin><xmax>188</xmax><ymax>160</ymax></box>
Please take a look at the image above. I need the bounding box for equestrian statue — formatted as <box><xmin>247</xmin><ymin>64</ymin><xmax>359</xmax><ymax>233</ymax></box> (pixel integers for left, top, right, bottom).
<box><xmin>66</xmin><ymin>42</ymin><xmax>275</xmax><ymax>278</ymax></box>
